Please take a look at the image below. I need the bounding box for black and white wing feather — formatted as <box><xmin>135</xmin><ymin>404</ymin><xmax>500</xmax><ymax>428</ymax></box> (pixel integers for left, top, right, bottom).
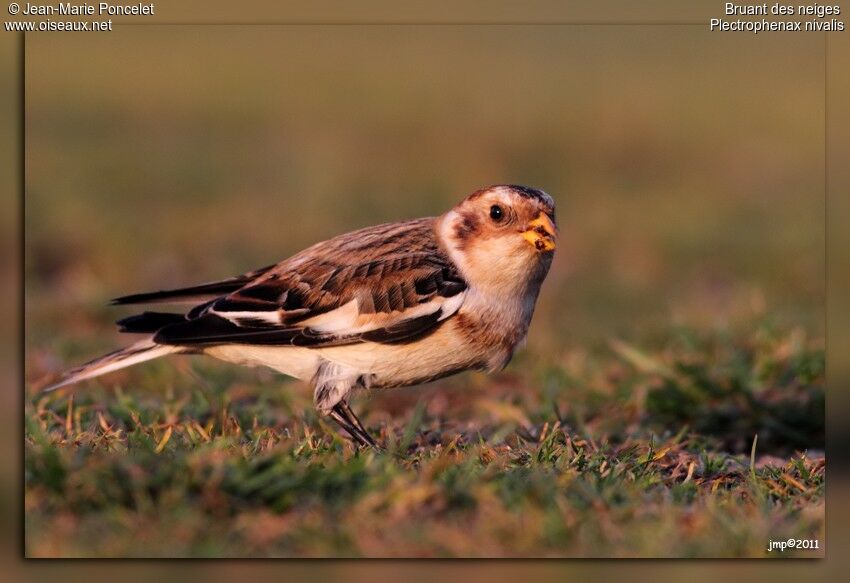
<box><xmin>115</xmin><ymin>218</ymin><xmax>467</xmax><ymax>349</ymax></box>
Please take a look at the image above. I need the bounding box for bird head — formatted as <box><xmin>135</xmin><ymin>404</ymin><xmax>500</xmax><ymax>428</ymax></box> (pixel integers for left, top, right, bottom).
<box><xmin>439</xmin><ymin>185</ymin><xmax>557</xmax><ymax>294</ymax></box>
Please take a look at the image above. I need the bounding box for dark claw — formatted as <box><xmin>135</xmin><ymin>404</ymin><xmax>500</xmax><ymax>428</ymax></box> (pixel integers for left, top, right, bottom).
<box><xmin>329</xmin><ymin>402</ymin><xmax>382</xmax><ymax>451</ymax></box>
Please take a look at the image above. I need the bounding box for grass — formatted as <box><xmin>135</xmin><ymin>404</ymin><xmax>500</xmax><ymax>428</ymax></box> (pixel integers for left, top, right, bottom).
<box><xmin>25</xmin><ymin>322</ymin><xmax>824</xmax><ymax>557</ymax></box>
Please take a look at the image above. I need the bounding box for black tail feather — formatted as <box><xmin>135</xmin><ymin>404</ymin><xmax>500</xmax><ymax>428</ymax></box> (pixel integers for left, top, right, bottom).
<box><xmin>117</xmin><ymin>312</ymin><xmax>187</xmax><ymax>334</ymax></box>
<box><xmin>110</xmin><ymin>282</ymin><xmax>249</xmax><ymax>305</ymax></box>
<box><xmin>110</xmin><ymin>264</ymin><xmax>276</xmax><ymax>305</ymax></box>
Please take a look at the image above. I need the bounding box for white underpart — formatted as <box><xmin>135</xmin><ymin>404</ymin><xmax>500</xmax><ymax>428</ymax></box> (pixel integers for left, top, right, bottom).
<box><xmin>205</xmin><ymin>344</ymin><xmax>320</xmax><ymax>381</ymax></box>
<box><xmin>204</xmin><ymin>291</ymin><xmax>469</xmax><ymax>412</ymax></box>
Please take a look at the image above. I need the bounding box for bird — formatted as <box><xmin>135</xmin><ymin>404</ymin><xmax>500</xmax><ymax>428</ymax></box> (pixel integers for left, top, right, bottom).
<box><xmin>40</xmin><ymin>184</ymin><xmax>557</xmax><ymax>449</ymax></box>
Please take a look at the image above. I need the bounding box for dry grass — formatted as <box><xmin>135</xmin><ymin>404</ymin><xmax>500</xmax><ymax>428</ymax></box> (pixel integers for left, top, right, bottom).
<box><xmin>25</xmin><ymin>323</ymin><xmax>824</xmax><ymax>557</ymax></box>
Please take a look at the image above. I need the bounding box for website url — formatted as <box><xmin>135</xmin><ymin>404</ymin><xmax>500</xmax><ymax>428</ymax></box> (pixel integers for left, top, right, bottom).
<box><xmin>5</xmin><ymin>19</ymin><xmax>112</xmax><ymax>31</ymax></box>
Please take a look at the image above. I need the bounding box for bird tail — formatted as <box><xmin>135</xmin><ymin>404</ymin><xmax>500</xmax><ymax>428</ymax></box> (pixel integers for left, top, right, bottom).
<box><xmin>41</xmin><ymin>338</ymin><xmax>182</xmax><ymax>393</ymax></box>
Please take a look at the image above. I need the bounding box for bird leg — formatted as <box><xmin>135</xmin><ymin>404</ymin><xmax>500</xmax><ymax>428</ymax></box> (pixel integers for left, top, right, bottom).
<box><xmin>329</xmin><ymin>402</ymin><xmax>381</xmax><ymax>450</ymax></box>
<box><xmin>313</xmin><ymin>361</ymin><xmax>381</xmax><ymax>450</ymax></box>
<box><xmin>338</xmin><ymin>401</ymin><xmax>381</xmax><ymax>450</ymax></box>
<box><xmin>328</xmin><ymin>407</ymin><xmax>370</xmax><ymax>447</ymax></box>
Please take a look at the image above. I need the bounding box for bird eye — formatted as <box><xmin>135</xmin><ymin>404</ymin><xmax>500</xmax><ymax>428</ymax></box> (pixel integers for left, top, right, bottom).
<box><xmin>489</xmin><ymin>204</ymin><xmax>504</xmax><ymax>222</ymax></box>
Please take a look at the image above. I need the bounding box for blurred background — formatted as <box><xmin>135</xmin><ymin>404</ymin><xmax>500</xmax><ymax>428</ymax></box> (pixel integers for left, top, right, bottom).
<box><xmin>25</xmin><ymin>26</ymin><xmax>823</xmax><ymax>353</ymax></box>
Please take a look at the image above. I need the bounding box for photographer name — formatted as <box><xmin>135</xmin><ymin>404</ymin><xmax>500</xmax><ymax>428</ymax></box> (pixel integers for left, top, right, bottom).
<box><xmin>22</xmin><ymin>3</ymin><xmax>154</xmax><ymax>16</ymax></box>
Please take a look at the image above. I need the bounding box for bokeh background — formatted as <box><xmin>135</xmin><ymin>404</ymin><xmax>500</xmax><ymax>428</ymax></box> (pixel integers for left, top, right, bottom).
<box><xmin>21</xmin><ymin>26</ymin><xmax>826</xmax><ymax>557</ymax></box>
<box><xmin>25</xmin><ymin>26</ymin><xmax>823</xmax><ymax>361</ymax></box>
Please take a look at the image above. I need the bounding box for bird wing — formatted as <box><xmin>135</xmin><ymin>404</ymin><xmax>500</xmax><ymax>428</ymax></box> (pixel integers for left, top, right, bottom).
<box><xmin>120</xmin><ymin>218</ymin><xmax>468</xmax><ymax>348</ymax></box>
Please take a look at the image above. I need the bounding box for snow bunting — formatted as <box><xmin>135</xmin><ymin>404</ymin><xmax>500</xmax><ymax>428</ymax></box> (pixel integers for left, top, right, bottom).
<box><xmin>42</xmin><ymin>185</ymin><xmax>557</xmax><ymax>448</ymax></box>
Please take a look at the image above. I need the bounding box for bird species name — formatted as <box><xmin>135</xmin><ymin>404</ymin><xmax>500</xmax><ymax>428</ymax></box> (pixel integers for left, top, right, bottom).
<box><xmin>712</xmin><ymin>3</ymin><xmax>844</xmax><ymax>31</ymax></box>
<box><xmin>725</xmin><ymin>3</ymin><xmax>839</xmax><ymax>17</ymax></box>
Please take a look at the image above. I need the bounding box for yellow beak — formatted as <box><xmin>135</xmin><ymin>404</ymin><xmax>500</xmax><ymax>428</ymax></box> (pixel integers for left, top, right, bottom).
<box><xmin>522</xmin><ymin>212</ymin><xmax>557</xmax><ymax>252</ymax></box>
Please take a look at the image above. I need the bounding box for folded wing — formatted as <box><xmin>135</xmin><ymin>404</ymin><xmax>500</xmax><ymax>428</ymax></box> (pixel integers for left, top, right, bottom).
<box><xmin>116</xmin><ymin>218</ymin><xmax>468</xmax><ymax>348</ymax></box>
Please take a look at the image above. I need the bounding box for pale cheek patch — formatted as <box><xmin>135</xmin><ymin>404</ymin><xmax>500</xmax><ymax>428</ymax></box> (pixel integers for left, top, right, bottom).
<box><xmin>440</xmin><ymin>212</ymin><xmax>532</xmax><ymax>292</ymax></box>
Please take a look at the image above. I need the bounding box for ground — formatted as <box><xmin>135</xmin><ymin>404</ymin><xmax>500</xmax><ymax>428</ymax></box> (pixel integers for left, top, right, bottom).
<box><xmin>25</xmin><ymin>323</ymin><xmax>824</xmax><ymax>557</ymax></box>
